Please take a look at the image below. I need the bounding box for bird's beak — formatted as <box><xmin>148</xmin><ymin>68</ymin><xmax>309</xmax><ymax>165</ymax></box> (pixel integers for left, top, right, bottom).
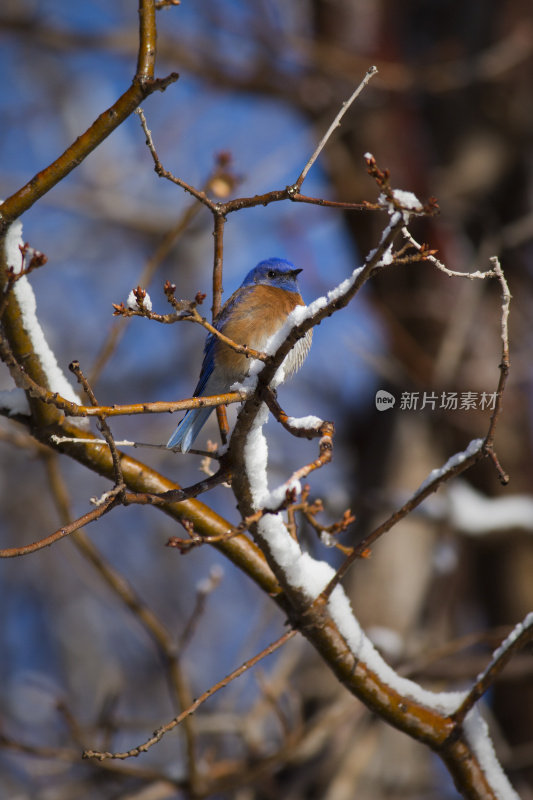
<box><xmin>291</xmin><ymin>268</ymin><xmax>303</xmax><ymax>277</ymax></box>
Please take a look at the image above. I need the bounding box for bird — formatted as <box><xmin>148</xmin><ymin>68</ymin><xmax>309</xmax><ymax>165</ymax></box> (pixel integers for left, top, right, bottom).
<box><xmin>167</xmin><ymin>257</ymin><xmax>312</xmax><ymax>453</ymax></box>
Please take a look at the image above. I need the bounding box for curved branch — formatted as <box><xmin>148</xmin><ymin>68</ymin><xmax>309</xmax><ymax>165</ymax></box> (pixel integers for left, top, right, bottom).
<box><xmin>227</xmin><ymin>216</ymin><xmax>516</xmax><ymax>799</ymax></box>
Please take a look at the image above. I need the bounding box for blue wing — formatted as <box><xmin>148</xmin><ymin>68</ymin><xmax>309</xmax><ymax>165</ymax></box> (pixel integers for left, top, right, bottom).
<box><xmin>166</xmin><ymin>286</ymin><xmax>251</xmax><ymax>452</ymax></box>
<box><xmin>166</xmin><ymin>334</ymin><xmax>216</xmax><ymax>452</ymax></box>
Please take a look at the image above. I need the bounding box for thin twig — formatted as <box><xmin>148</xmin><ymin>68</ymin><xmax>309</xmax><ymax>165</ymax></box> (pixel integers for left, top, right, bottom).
<box><xmin>317</xmin><ymin>441</ymin><xmax>485</xmax><ymax>603</ymax></box>
<box><xmin>114</xmin><ymin>300</ymin><xmax>268</xmax><ymax>361</ymax></box>
<box><xmin>482</xmin><ymin>257</ymin><xmax>511</xmax><ymax>483</ymax></box>
<box><xmin>90</xmin><ymin>201</ymin><xmax>204</xmax><ymax>383</ymax></box>
<box><xmin>402</xmin><ymin>228</ymin><xmax>498</xmax><ymax>280</ymax></box>
<box><xmin>41</xmin><ymin>453</ymin><xmax>201</xmax><ymax>791</ymax></box>
<box><xmin>122</xmin><ymin>465</ymin><xmax>232</xmax><ymax>506</ymax></box>
<box><xmin>69</xmin><ymin>361</ymin><xmax>125</xmax><ymax>492</ymax></box>
<box><xmin>167</xmin><ymin>492</ymin><xmax>300</xmax><ymax>553</ymax></box>
<box><xmin>136</xmin><ymin>108</ymin><xmax>218</xmax><ymax>211</ymax></box>
<box><xmin>291</xmin><ymin>66</ymin><xmax>378</xmax><ymax>192</ymax></box>
<box><xmin>0</xmin><ymin>334</ymin><xmax>246</xmax><ymax>420</ymax></box>
<box><xmin>452</xmin><ymin>613</ymin><xmax>533</xmax><ymax>725</ymax></box>
<box><xmin>262</xmin><ymin>388</ymin><xmax>329</xmax><ymax>439</ymax></box>
<box><xmin>83</xmin><ymin>629</ymin><xmax>297</xmax><ymax>761</ymax></box>
<box><xmin>0</xmin><ymin>492</ymin><xmax>119</xmax><ymax>558</ymax></box>
<box><xmin>176</xmin><ymin>567</ymin><xmax>223</xmax><ymax>652</ymax></box>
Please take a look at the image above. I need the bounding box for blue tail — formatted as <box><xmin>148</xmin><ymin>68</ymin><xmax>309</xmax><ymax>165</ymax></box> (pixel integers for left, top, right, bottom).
<box><xmin>166</xmin><ymin>407</ymin><xmax>214</xmax><ymax>453</ymax></box>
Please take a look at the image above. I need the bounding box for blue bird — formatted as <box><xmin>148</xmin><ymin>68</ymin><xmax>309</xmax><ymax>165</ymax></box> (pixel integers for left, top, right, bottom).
<box><xmin>167</xmin><ymin>257</ymin><xmax>312</xmax><ymax>452</ymax></box>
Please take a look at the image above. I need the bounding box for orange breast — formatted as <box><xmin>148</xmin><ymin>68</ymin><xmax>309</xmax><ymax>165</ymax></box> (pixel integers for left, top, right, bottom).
<box><xmin>214</xmin><ymin>286</ymin><xmax>305</xmax><ymax>379</ymax></box>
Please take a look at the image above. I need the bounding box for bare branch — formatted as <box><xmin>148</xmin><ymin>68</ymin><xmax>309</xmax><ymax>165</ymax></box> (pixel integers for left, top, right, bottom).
<box><xmin>291</xmin><ymin>66</ymin><xmax>378</xmax><ymax>192</ymax></box>
<box><xmin>0</xmin><ymin>2</ymin><xmax>178</xmax><ymax>231</ymax></box>
<box><xmin>69</xmin><ymin>360</ymin><xmax>125</xmax><ymax>493</ymax></box>
<box><xmin>136</xmin><ymin>107</ymin><xmax>217</xmax><ymax>210</ymax></box>
<box><xmin>0</xmin><ymin>492</ymin><xmax>119</xmax><ymax>558</ymax></box>
<box><xmin>83</xmin><ymin>629</ymin><xmax>297</xmax><ymax>761</ymax></box>
<box><xmin>115</xmin><ymin>292</ymin><xmax>268</xmax><ymax>361</ymax></box>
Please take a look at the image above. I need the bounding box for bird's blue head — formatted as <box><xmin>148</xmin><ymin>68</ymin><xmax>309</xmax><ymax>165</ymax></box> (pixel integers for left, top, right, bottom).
<box><xmin>242</xmin><ymin>258</ymin><xmax>303</xmax><ymax>294</ymax></box>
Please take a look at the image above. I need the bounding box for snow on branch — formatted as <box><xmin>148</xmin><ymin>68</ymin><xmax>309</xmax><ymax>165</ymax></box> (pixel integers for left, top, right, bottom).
<box><xmin>227</xmin><ymin>186</ymin><xmax>517</xmax><ymax>798</ymax></box>
<box><xmin>2</xmin><ymin>218</ymin><xmax>83</xmax><ymax>416</ymax></box>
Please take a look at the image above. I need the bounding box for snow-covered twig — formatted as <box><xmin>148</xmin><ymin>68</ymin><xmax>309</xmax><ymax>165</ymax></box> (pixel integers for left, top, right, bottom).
<box><xmin>454</xmin><ymin>612</ymin><xmax>533</xmax><ymax>725</ymax></box>
<box><xmin>227</xmin><ymin>189</ymin><xmax>517</xmax><ymax>799</ymax></box>
<box><xmin>2</xmin><ymin>219</ymin><xmax>84</xmax><ymax>417</ymax></box>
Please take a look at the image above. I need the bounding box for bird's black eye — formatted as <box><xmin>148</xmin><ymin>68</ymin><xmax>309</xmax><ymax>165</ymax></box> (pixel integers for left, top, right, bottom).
<box><xmin>267</xmin><ymin>270</ymin><xmax>277</xmax><ymax>279</ymax></box>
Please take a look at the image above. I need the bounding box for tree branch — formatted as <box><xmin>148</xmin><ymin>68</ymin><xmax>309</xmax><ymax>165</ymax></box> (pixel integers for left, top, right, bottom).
<box><xmin>0</xmin><ymin>0</ymin><xmax>178</xmax><ymax>232</ymax></box>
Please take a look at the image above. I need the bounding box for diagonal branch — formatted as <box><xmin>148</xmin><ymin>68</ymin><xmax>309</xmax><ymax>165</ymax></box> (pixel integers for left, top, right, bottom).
<box><xmin>0</xmin><ymin>0</ymin><xmax>178</xmax><ymax>232</ymax></box>
<box><xmin>0</xmin><ymin>492</ymin><xmax>120</xmax><ymax>558</ymax></box>
<box><xmin>452</xmin><ymin>612</ymin><xmax>533</xmax><ymax>725</ymax></box>
<box><xmin>83</xmin><ymin>629</ymin><xmax>297</xmax><ymax>761</ymax></box>
<box><xmin>291</xmin><ymin>66</ymin><xmax>378</xmax><ymax>192</ymax></box>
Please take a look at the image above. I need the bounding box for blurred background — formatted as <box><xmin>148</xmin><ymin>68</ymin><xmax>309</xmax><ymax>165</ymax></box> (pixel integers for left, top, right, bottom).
<box><xmin>0</xmin><ymin>1</ymin><xmax>532</xmax><ymax>798</ymax></box>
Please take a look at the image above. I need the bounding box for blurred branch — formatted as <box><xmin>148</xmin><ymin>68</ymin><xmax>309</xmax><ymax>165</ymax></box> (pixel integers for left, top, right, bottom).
<box><xmin>0</xmin><ymin>490</ymin><xmax>120</xmax><ymax>558</ymax></box>
<box><xmin>41</xmin><ymin>453</ymin><xmax>202</xmax><ymax>792</ymax></box>
<box><xmin>482</xmin><ymin>257</ymin><xmax>511</xmax><ymax>484</ymax></box>
<box><xmin>3</xmin><ymin>16</ymin><xmax>530</xmax><ymax>98</ymax></box>
<box><xmin>0</xmin><ymin>731</ymin><xmax>182</xmax><ymax>787</ymax></box>
<box><xmin>0</xmin><ymin>1</ymin><xmax>178</xmax><ymax>231</ymax></box>
<box><xmin>83</xmin><ymin>628</ymin><xmax>297</xmax><ymax>761</ymax></box>
<box><xmin>89</xmin><ymin>197</ymin><xmax>205</xmax><ymax>384</ymax></box>
<box><xmin>227</xmin><ymin>194</ymin><xmax>515</xmax><ymax>798</ymax></box>
<box><xmin>320</xmin><ymin>253</ymin><xmax>511</xmax><ymax>601</ymax></box>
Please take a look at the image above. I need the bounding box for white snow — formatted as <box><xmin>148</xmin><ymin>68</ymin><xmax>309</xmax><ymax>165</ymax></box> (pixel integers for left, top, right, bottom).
<box><xmin>286</xmin><ymin>415</ymin><xmax>324</xmax><ymax>430</ymax></box>
<box><xmin>380</xmin><ymin>244</ymin><xmax>394</xmax><ymax>266</ymax></box>
<box><xmin>481</xmin><ymin>612</ymin><xmax>533</xmax><ymax>682</ymax></box>
<box><xmin>367</xmin><ymin>626</ymin><xmax>404</xmax><ymax>659</ymax></box>
<box><xmin>3</xmin><ymin>218</ymin><xmax>84</xmax><ymax>420</ymax></box>
<box><xmin>127</xmin><ymin>288</ymin><xmax>152</xmax><ymax>311</ymax></box>
<box><xmin>448</xmin><ymin>481</ymin><xmax>533</xmax><ymax>535</ymax></box>
<box><xmin>392</xmin><ymin>189</ymin><xmax>424</xmax><ymax>211</ymax></box>
<box><xmin>416</xmin><ymin>439</ymin><xmax>484</xmax><ymax>495</ymax></box>
<box><xmin>243</xmin><ymin>402</ymin><xmax>271</xmax><ymax>509</ymax></box>
<box><xmin>243</xmin><ymin>396</ymin><xmax>468</xmax><ymax>717</ymax></box>
<box><xmin>238</xmin><ymin>275</ymin><xmax>519</xmax><ymax>797</ymax></box>
<box><xmin>464</xmin><ymin>707</ymin><xmax>520</xmax><ymax>800</ymax></box>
